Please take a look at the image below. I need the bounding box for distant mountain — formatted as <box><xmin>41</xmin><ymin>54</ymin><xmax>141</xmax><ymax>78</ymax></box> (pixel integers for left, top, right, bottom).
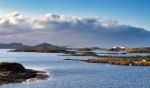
<box><xmin>33</xmin><ymin>43</ymin><xmax>62</xmax><ymax>49</ymax></box>
<box><xmin>0</xmin><ymin>43</ymin><xmax>30</xmax><ymax>49</ymax></box>
<box><xmin>10</xmin><ymin>43</ymin><xmax>66</xmax><ymax>53</ymax></box>
<box><xmin>0</xmin><ymin>43</ymin><xmax>65</xmax><ymax>49</ymax></box>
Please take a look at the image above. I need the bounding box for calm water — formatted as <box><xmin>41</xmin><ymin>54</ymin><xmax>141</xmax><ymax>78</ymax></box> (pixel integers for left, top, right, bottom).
<box><xmin>0</xmin><ymin>49</ymin><xmax>150</xmax><ymax>88</ymax></box>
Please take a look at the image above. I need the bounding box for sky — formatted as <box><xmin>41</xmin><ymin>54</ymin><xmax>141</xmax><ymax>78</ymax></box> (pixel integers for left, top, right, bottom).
<box><xmin>0</xmin><ymin>0</ymin><xmax>149</xmax><ymax>30</ymax></box>
<box><xmin>0</xmin><ymin>0</ymin><xmax>150</xmax><ymax>47</ymax></box>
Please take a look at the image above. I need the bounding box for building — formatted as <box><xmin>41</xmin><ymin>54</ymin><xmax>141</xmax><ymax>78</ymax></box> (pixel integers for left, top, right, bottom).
<box><xmin>112</xmin><ymin>46</ymin><xmax>125</xmax><ymax>51</ymax></box>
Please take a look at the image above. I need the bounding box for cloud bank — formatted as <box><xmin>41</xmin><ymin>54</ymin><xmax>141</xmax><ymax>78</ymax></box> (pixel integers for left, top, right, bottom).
<box><xmin>0</xmin><ymin>12</ymin><xmax>150</xmax><ymax>47</ymax></box>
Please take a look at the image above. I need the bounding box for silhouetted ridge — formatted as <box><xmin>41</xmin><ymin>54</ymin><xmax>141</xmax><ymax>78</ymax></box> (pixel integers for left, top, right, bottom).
<box><xmin>34</xmin><ymin>43</ymin><xmax>61</xmax><ymax>49</ymax></box>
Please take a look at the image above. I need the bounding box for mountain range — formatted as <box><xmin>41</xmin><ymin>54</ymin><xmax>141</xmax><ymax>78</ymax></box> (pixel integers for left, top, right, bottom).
<box><xmin>0</xmin><ymin>43</ymin><xmax>64</xmax><ymax>49</ymax></box>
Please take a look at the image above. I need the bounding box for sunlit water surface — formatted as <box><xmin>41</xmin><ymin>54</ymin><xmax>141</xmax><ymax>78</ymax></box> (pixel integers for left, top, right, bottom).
<box><xmin>0</xmin><ymin>49</ymin><xmax>150</xmax><ymax>88</ymax></box>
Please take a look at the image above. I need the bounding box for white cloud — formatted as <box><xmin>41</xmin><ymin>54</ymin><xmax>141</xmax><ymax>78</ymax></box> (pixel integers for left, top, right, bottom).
<box><xmin>0</xmin><ymin>12</ymin><xmax>149</xmax><ymax>47</ymax></box>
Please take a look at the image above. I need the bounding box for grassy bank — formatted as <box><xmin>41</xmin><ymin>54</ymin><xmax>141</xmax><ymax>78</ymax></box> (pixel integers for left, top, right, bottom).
<box><xmin>81</xmin><ymin>56</ymin><xmax>150</xmax><ymax>66</ymax></box>
<box><xmin>63</xmin><ymin>51</ymin><xmax>98</xmax><ymax>56</ymax></box>
<box><xmin>125</xmin><ymin>48</ymin><xmax>150</xmax><ymax>53</ymax></box>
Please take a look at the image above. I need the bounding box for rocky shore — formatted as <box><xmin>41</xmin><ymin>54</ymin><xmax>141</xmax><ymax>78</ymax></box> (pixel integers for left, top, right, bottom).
<box><xmin>81</xmin><ymin>56</ymin><xmax>150</xmax><ymax>66</ymax></box>
<box><xmin>65</xmin><ymin>56</ymin><xmax>150</xmax><ymax>66</ymax></box>
<box><xmin>0</xmin><ymin>62</ymin><xmax>49</xmax><ymax>85</ymax></box>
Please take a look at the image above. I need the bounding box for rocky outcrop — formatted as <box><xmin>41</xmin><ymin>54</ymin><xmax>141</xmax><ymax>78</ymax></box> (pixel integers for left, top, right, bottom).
<box><xmin>0</xmin><ymin>62</ymin><xmax>49</xmax><ymax>85</ymax></box>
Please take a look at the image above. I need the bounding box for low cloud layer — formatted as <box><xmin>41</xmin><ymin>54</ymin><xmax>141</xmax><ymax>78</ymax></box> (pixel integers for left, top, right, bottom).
<box><xmin>0</xmin><ymin>12</ymin><xmax>150</xmax><ymax>47</ymax></box>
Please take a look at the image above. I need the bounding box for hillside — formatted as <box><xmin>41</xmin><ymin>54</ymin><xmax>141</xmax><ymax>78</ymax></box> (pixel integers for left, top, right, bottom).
<box><xmin>0</xmin><ymin>43</ymin><xmax>64</xmax><ymax>49</ymax></box>
<box><xmin>0</xmin><ymin>43</ymin><xmax>30</xmax><ymax>49</ymax></box>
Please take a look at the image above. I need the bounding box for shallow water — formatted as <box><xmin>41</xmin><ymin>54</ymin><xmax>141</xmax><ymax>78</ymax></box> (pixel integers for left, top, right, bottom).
<box><xmin>0</xmin><ymin>49</ymin><xmax>150</xmax><ymax>88</ymax></box>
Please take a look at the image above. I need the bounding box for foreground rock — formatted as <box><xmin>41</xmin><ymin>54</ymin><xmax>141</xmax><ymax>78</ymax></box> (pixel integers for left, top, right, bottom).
<box><xmin>0</xmin><ymin>62</ymin><xmax>49</xmax><ymax>85</ymax></box>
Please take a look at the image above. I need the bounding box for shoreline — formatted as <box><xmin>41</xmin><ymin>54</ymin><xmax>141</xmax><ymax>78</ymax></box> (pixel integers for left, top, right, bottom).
<box><xmin>0</xmin><ymin>62</ymin><xmax>49</xmax><ymax>85</ymax></box>
<box><xmin>65</xmin><ymin>56</ymin><xmax>150</xmax><ymax>66</ymax></box>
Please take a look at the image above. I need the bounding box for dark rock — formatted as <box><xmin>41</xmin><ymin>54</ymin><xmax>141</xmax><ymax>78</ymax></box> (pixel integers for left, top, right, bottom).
<box><xmin>0</xmin><ymin>62</ymin><xmax>49</xmax><ymax>85</ymax></box>
<box><xmin>0</xmin><ymin>62</ymin><xmax>25</xmax><ymax>72</ymax></box>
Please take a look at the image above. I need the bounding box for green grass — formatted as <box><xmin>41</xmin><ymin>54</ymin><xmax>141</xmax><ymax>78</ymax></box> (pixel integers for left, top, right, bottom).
<box><xmin>81</xmin><ymin>56</ymin><xmax>150</xmax><ymax>66</ymax></box>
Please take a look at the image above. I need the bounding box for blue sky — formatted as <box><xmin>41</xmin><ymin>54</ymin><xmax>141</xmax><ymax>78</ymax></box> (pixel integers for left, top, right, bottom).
<box><xmin>0</xmin><ymin>0</ymin><xmax>150</xmax><ymax>30</ymax></box>
<box><xmin>0</xmin><ymin>0</ymin><xmax>150</xmax><ymax>47</ymax></box>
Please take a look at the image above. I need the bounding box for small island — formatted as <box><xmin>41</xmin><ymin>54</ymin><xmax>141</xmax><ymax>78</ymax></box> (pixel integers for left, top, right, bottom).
<box><xmin>63</xmin><ymin>51</ymin><xmax>98</xmax><ymax>56</ymax></box>
<box><xmin>0</xmin><ymin>62</ymin><xmax>49</xmax><ymax>85</ymax></box>
<box><xmin>80</xmin><ymin>56</ymin><xmax>150</xmax><ymax>66</ymax></box>
<box><xmin>65</xmin><ymin>56</ymin><xmax>150</xmax><ymax>66</ymax></box>
<box><xmin>109</xmin><ymin>46</ymin><xmax>150</xmax><ymax>53</ymax></box>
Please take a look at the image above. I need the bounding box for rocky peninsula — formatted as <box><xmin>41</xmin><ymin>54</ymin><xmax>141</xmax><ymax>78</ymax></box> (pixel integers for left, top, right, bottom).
<box><xmin>0</xmin><ymin>62</ymin><xmax>49</xmax><ymax>85</ymax></box>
